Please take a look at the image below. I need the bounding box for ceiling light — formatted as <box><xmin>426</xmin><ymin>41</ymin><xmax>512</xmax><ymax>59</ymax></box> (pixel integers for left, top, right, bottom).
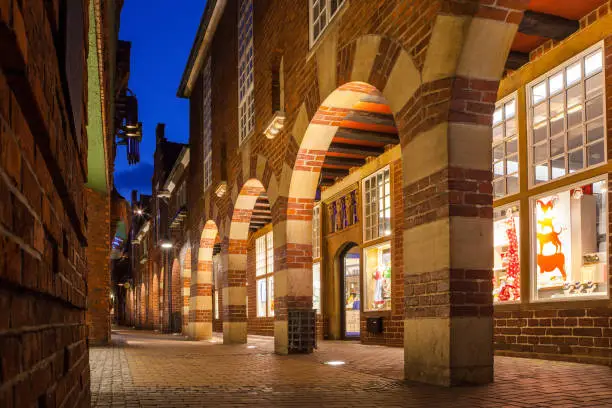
<box><xmin>324</xmin><ymin>361</ymin><xmax>346</xmax><ymax>366</ymax></box>
<box><xmin>264</xmin><ymin>111</ymin><xmax>286</xmax><ymax>139</ymax></box>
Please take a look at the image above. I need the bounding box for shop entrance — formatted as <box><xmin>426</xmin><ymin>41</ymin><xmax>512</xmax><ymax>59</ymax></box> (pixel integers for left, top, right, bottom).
<box><xmin>340</xmin><ymin>244</ymin><xmax>361</xmax><ymax>339</ymax></box>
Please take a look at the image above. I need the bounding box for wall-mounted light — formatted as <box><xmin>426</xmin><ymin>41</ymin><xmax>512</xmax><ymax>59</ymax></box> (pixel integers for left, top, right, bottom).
<box><xmin>215</xmin><ymin>181</ymin><xmax>227</xmax><ymax>198</ymax></box>
<box><xmin>264</xmin><ymin>111</ymin><xmax>286</xmax><ymax>139</ymax></box>
<box><xmin>160</xmin><ymin>235</ymin><xmax>173</xmax><ymax>249</ymax></box>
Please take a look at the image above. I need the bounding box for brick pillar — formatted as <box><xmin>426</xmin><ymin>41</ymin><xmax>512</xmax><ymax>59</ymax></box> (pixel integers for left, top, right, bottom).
<box><xmin>183</xmin><ymin>249</ymin><xmax>192</xmax><ymax>335</ymax></box>
<box><xmin>192</xmin><ymin>224</ymin><xmax>216</xmax><ymax>339</ymax></box>
<box><xmin>151</xmin><ymin>270</ymin><xmax>160</xmax><ymax>330</ymax></box>
<box><xmin>85</xmin><ymin>188</ymin><xmax>111</xmax><ymax>345</ymax></box>
<box><xmin>274</xmin><ymin>196</ymin><xmax>314</xmax><ymax>354</ymax></box>
<box><xmin>223</xmin><ymin>236</ymin><xmax>247</xmax><ymax>343</ymax></box>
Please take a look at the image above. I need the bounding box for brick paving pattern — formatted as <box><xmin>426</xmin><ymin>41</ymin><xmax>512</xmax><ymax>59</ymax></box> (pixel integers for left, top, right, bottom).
<box><xmin>89</xmin><ymin>328</ymin><xmax>612</xmax><ymax>407</ymax></box>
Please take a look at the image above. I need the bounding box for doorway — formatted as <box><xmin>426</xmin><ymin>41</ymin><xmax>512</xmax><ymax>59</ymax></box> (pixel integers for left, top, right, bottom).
<box><xmin>341</xmin><ymin>244</ymin><xmax>360</xmax><ymax>339</ymax></box>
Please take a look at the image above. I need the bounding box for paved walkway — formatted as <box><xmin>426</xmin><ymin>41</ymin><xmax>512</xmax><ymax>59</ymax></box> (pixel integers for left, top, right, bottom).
<box><xmin>89</xmin><ymin>328</ymin><xmax>612</xmax><ymax>407</ymax></box>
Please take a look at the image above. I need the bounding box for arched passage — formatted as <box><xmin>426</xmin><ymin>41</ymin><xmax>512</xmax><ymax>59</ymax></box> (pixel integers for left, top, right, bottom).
<box><xmin>190</xmin><ymin>220</ymin><xmax>218</xmax><ymax>340</ymax></box>
<box><xmin>224</xmin><ymin>179</ymin><xmax>268</xmax><ymax>344</ymax></box>
<box><xmin>151</xmin><ymin>271</ymin><xmax>160</xmax><ymax>329</ymax></box>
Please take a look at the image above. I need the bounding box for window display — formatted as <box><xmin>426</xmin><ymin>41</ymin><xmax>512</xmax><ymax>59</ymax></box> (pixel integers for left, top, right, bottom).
<box><xmin>312</xmin><ymin>205</ymin><xmax>321</xmax><ymax>259</ymax></box>
<box><xmin>363</xmin><ymin>167</ymin><xmax>391</xmax><ymax>242</ymax></box>
<box><xmin>313</xmin><ymin>262</ymin><xmax>321</xmax><ymax>313</ymax></box>
<box><xmin>528</xmin><ymin>44</ymin><xmax>604</xmax><ymax>185</ymax></box>
<box><xmin>493</xmin><ymin>205</ymin><xmax>520</xmax><ymax>302</ymax></box>
<box><xmin>344</xmin><ymin>249</ymin><xmax>360</xmax><ymax>337</ymax></box>
<box><xmin>255</xmin><ymin>231</ymin><xmax>274</xmax><ymax>316</ymax></box>
<box><xmin>492</xmin><ymin>95</ymin><xmax>519</xmax><ymax>198</ymax></box>
<box><xmin>533</xmin><ymin>178</ymin><xmax>608</xmax><ymax>300</ymax></box>
<box><xmin>363</xmin><ymin>242</ymin><xmax>391</xmax><ymax>311</ymax></box>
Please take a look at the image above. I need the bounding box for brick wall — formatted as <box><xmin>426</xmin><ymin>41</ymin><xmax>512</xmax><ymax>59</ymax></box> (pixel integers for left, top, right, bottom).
<box><xmin>0</xmin><ymin>1</ymin><xmax>91</xmax><ymax>406</ymax></box>
<box><xmin>86</xmin><ymin>188</ymin><xmax>111</xmax><ymax>345</ymax></box>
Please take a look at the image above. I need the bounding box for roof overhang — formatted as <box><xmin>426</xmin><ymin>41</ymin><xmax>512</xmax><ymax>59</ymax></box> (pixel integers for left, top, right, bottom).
<box><xmin>163</xmin><ymin>147</ymin><xmax>190</xmax><ymax>193</ymax></box>
<box><xmin>177</xmin><ymin>0</ymin><xmax>227</xmax><ymax>98</ymax></box>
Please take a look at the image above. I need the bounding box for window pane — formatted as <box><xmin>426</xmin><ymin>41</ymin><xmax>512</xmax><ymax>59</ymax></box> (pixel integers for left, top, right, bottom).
<box><xmin>257</xmin><ymin>278</ymin><xmax>267</xmax><ymax>317</ymax></box>
<box><xmin>493</xmin><ymin>179</ymin><xmax>505</xmax><ymax>198</ymax></box>
<box><xmin>548</xmin><ymin>71</ymin><xmax>564</xmax><ymax>95</ymax></box>
<box><xmin>493</xmin><ymin>205</ymin><xmax>520</xmax><ymax>302</ymax></box>
<box><xmin>313</xmin><ymin>262</ymin><xmax>321</xmax><ymax>313</ymax></box>
<box><xmin>493</xmin><ymin>125</ymin><xmax>504</xmax><ymax>144</ymax></box>
<box><xmin>493</xmin><ymin>144</ymin><xmax>504</xmax><ymax>161</ymax></box>
<box><xmin>566</xmin><ymin>61</ymin><xmax>581</xmax><ymax>86</ymax></box>
<box><xmin>587</xmin><ymin>141</ymin><xmax>604</xmax><ymax>166</ymax></box>
<box><xmin>267</xmin><ymin>276</ymin><xmax>274</xmax><ymax>316</ymax></box>
<box><xmin>505</xmin><ymin>118</ymin><xmax>517</xmax><ymax>137</ymax></box>
<box><xmin>534</xmin><ymin>163</ymin><xmax>549</xmax><ymax>184</ymax></box>
<box><xmin>494</xmin><ymin>160</ymin><xmax>504</xmax><ymax>177</ymax></box>
<box><xmin>551</xmin><ymin>156</ymin><xmax>565</xmax><ymax>179</ymax></box>
<box><xmin>587</xmin><ymin>119</ymin><xmax>604</xmax><ymax>143</ymax></box>
<box><xmin>584</xmin><ymin>50</ymin><xmax>603</xmax><ymax>76</ymax></box>
<box><xmin>568</xmin><ymin>149</ymin><xmax>584</xmax><ymax>173</ymax></box>
<box><xmin>363</xmin><ymin>242</ymin><xmax>391</xmax><ymax>311</ymax></box>
<box><xmin>550</xmin><ymin>135</ymin><xmax>564</xmax><ymax>157</ymax></box>
<box><xmin>504</xmin><ymin>100</ymin><xmax>516</xmax><ymax>119</ymax></box>
<box><xmin>493</xmin><ymin>108</ymin><xmax>503</xmax><ymax>125</ymax></box>
<box><xmin>533</xmin><ymin>102</ymin><xmax>548</xmax><ymax>125</ymax></box>
<box><xmin>533</xmin><ymin>179</ymin><xmax>608</xmax><ymax>300</ymax></box>
<box><xmin>567</xmin><ymin>127</ymin><xmax>583</xmax><ymax>150</ymax></box>
<box><xmin>534</xmin><ymin>143</ymin><xmax>548</xmax><ymax>163</ymax></box>
<box><xmin>533</xmin><ymin>123</ymin><xmax>547</xmax><ymax>143</ymax></box>
<box><xmin>586</xmin><ymin>95</ymin><xmax>603</xmax><ymax>120</ymax></box>
<box><xmin>506</xmin><ymin>138</ymin><xmax>518</xmax><ymax>155</ymax></box>
<box><xmin>507</xmin><ymin>174</ymin><xmax>519</xmax><ymax>195</ymax></box>
<box><xmin>532</xmin><ymin>81</ymin><xmax>547</xmax><ymax>104</ymax></box>
<box><xmin>506</xmin><ymin>154</ymin><xmax>519</xmax><ymax>175</ymax></box>
<box><xmin>585</xmin><ymin>72</ymin><xmax>603</xmax><ymax>100</ymax></box>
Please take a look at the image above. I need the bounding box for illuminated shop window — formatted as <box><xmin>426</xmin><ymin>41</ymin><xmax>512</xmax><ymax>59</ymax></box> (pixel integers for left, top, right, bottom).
<box><xmin>256</xmin><ymin>231</ymin><xmax>274</xmax><ymax>316</ymax></box>
<box><xmin>363</xmin><ymin>167</ymin><xmax>391</xmax><ymax>242</ymax></box>
<box><xmin>363</xmin><ymin>241</ymin><xmax>391</xmax><ymax>311</ymax></box>
<box><xmin>238</xmin><ymin>0</ymin><xmax>255</xmax><ymax>144</ymax></box>
<box><xmin>313</xmin><ymin>262</ymin><xmax>321</xmax><ymax>313</ymax></box>
<box><xmin>492</xmin><ymin>95</ymin><xmax>519</xmax><ymax>198</ymax></box>
<box><xmin>528</xmin><ymin>43</ymin><xmax>605</xmax><ymax>186</ymax></box>
<box><xmin>532</xmin><ymin>178</ymin><xmax>608</xmax><ymax>301</ymax></box>
<box><xmin>213</xmin><ymin>254</ymin><xmax>221</xmax><ymax>320</ymax></box>
<box><xmin>493</xmin><ymin>204</ymin><xmax>520</xmax><ymax>303</ymax></box>
<box><xmin>309</xmin><ymin>0</ymin><xmax>345</xmax><ymax>46</ymax></box>
<box><xmin>202</xmin><ymin>58</ymin><xmax>213</xmax><ymax>191</ymax></box>
<box><xmin>312</xmin><ymin>205</ymin><xmax>321</xmax><ymax>259</ymax></box>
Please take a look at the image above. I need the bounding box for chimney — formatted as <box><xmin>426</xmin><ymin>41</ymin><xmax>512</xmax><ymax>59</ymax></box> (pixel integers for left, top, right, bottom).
<box><xmin>131</xmin><ymin>190</ymin><xmax>138</xmax><ymax>205</ymax></box>
<box><xmin>156</xmin><ymin>123</ymin><xmax>166</xmax><ymax>144</ymax></box>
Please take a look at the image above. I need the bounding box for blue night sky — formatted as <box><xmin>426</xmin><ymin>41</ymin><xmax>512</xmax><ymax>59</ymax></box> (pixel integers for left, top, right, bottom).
<box><xmin>114</xmin><ymin>0</ymin><xmax>205</xmax><ymax>199</ymax></box>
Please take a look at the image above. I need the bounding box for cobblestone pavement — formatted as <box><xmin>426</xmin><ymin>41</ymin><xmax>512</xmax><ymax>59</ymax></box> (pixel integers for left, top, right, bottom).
<box><xmin>89</xmin><ymin>328</ymin><xmax>612</xmax><ymax>407</ymax></box>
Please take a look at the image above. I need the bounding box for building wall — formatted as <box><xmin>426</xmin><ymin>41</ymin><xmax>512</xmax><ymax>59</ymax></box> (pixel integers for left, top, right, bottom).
<box><xmin>86</xmin><ymin>188</ymin><xmax>111</xmax><ymax>345</ymax></box>
<box><xmin>0</xmin><ymin>1</ymin><xmax>91</xmax><ymax>406</ymax></box>
<box><xmin>491</xmin><ymin>7</ymin><xmax>612</xmax><ymax>365</ymax></box>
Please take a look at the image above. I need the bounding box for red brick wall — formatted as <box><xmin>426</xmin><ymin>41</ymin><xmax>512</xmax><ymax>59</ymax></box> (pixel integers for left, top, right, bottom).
<box><xmin>86</xmin><ymin>188</ymin><xmax>111</xmax><ymax>345</ymax></box>
<box><xmin>0</xmin><ymin>1</ymin><xmax>91</xmax><ymax>406</ymax></box>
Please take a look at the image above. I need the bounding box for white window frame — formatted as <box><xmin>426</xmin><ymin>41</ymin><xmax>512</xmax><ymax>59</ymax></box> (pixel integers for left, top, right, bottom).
<box><xmin>313</xmin><ymin>261</ymin><xmax>321</xmax><ymax>314</ymax></box>
<box><xmin>527</xmin><ymin>42</ymin><xmax>606</xmax><ymax>188</ymax></box>
<box><xmin>309</xmin><ymin>0</ymin><xmax>346</xmax><ymax>47</ymax></box>
<box><xmin>492</xmin><ymin>92</ymin><xmax>519</xmax><ymax>199</ymax></box>
<box><xmin>530</xmin><ymin>175</ymin><xmax>608</xmax><ymax>303</ymax></box>
<box><xmin>238</xmin><ymin>0</ymin><xmax>255</xmax><ymax>145</ymax></box>
<box><xmin>255</xmin><ymin>230</ymin><xmax>274</xmax><ymax>317</ymax></box>
<box><xmin>362</xmin><ymin>166</ymin><xmax>392</xmax><ymax>243</ymax></box>
<box><xmin>312</xmin><ymin>205</ymin><xmax>321</xmax><ymax>259</ymax></box>
<box><xmin>202</xmin><ymin>57</ymin><xmax>213</xmax><ymax>191</ymax></box>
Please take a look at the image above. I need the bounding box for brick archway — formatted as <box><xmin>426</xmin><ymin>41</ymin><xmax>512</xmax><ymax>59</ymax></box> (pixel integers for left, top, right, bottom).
<box><xmin>170</xmin><ymin>258</ymin><xmax>181</xmax><ymax>333</ymax></box>
<box><xmin>223</xmin><ymin>179</ymin><xmax>268</xmax><ymax>344</ymax></box>
<box><xmin>189</xmin><ymin>220</ymin><xmax>218</xmax><ymax>340</ymax></box>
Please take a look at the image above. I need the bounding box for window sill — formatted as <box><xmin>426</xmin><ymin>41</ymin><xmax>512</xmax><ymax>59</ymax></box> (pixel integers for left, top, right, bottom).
<box><xmin>494</xmin><ymin>297</ymin><xmax>610</xmax><ymax>310</ymax></box>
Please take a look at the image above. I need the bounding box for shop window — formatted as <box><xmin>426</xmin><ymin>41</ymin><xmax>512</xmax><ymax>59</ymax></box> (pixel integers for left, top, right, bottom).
<box><xmin>532</xmin><ymin>178</ymin><xmax>608</xmax><ymax>301</ymax></box>
<box><xmin>309</xmin><ymin>0</ymin><xmax>345</xmax><ymax>46</ymax></box>
<box><xmin>256</xmin><ymin>231</ymin><xmax>274</xmax><ymax>316</ymax></box>
<box><xmin>528</xmin><ymin>43</ymin><xmax>605</xmax><ymax>186</ymax></box>
<box><xmin>363</xmin><ymin>167</ymin><xmax>391</xmax><ymax>242</ymax></box>
<box><xmin>238</xmin><ymin>0</ymin><xmax>255</xmax><ymax>144</ymax></box>
<box><xmin>493</xmin><ymin>95</ymin><xmax>519</xmax><ymax>198</ymax></box>
<box><xmin>203</xmin><ymin>58</ymin><xmax>213</xmax><ymax>190</ymax></box>
<box><xmin>313</xmin><ymin>262</ymin><xmax>321</xmax><ymax>313</ymax></box>
<box><xmin>363</xmin><ymin>241</ymin><xmax>392</xmax><ymax>311</ymax></box>
<box><xmin>493</xmin><ymin>204</ymin><xmax>520</xmax><ymax>302</ymax></box>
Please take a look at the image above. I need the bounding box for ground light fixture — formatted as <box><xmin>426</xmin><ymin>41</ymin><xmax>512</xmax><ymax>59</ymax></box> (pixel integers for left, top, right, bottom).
<box><xmin>324</xmin><ymin>361</ymin><xmax>346</xmax><ymax>366</ymax></box>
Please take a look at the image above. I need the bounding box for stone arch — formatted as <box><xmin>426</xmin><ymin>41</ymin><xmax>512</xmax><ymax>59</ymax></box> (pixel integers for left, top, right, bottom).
<box><xmin>139</xmin><ymin>282</ymin><xmax>146</xmax><ymax>327</ymax></box>
<box><xmin>223</xmin><ymin>178</ymin><xmax>269</xmax><ymax>344</ymax></box>
<box><xmin>151</xmin><ymin>270</ymin><xmax>160</xmax><ymax>329</ymax></box>
<box><xmin>189</xmin><ymin>220</ymin><xmax>218</xmax><ymax>340</ymax></box>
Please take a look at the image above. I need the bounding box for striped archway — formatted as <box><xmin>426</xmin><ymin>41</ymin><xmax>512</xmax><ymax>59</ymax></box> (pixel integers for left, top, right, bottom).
<box><xmin>170</xmin><ymin>258</ymin><xmax>181</xmax><ymax>333</ymax></box>
<box><xmin>223</xmin><ymin>179</ymin><xmax>267</xmax><ymax>344</ymax></box>
<box><xmin>182</xmin><ymin>248</ymin><xmax>192</xmax><ymax>336</ymax></box>
<box><xmin>189</xmin><ymin>220</ymin><xmax>218</xmax><ymax>340</ymax></box>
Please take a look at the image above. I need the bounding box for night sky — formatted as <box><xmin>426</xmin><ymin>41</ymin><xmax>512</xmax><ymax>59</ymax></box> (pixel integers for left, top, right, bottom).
<box><xmin>114</xmin><ymin>0</ymin><xmax>205</xmax><ymax>200</ymax></box>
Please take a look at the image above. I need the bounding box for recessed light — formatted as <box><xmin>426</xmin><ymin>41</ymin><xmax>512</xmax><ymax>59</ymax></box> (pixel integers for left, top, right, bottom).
<box><xmin>324</xmin><ymin>361</ymin><xmax>346</xmax><ymax>366</ymax></box>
